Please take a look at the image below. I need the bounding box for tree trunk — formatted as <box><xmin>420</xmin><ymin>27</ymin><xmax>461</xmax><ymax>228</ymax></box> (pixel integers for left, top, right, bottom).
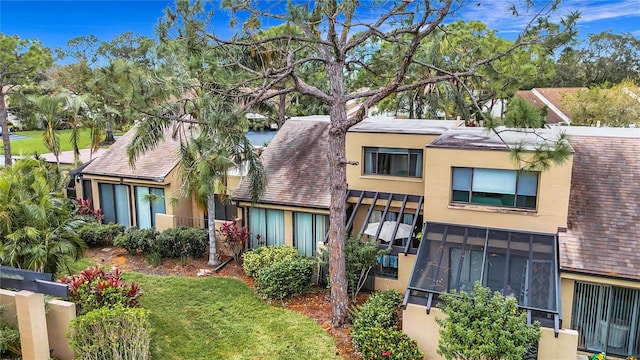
<box><xmin>207</xmin><ymin>194</ymin><xmax>220</xmax><ymax>266</ymax></box>
<box><xmin>327</xmin><ymin>61</ymin><xmax>349</xmax><ymax>327</ymax></box>
<box><xmin>327</xmin><ymin>117</ymin><xmax>348</xmax><ymax>327</ymax></box>
<box><xmin>0</xmin><ymin>92</ymin><xmax>12</xmax><ymax>166</ymax></box>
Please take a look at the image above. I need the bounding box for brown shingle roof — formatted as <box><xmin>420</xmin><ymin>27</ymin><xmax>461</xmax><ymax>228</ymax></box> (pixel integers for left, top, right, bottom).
<box><xmin>559</xmin><ymin>135</ymin><xmax>640</xmax><ymax>280</ymax></box>
<box><xmin>232</xmin><ymin>118</ymin><xmax>331</xmax><ymax>209</ymax></box>
<box><xmin>515</xmin><ymin>87</ymin><xmax>585</xmax><ymax>124</ymax></box>
<box><xmin>82</xmin><ymin>127</ymin><xmax>180</xmax><ymax>181</ymax></box>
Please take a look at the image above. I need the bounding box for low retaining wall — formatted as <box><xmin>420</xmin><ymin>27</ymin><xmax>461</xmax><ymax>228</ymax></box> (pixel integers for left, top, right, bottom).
<box><xmin>0</xmin><ymin>289</ymin><xmax>75</xmax><ymax>360</ymax></box>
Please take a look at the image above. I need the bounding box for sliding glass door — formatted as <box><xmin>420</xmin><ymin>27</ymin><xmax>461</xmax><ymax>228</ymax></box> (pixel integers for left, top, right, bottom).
<box><xmin>99</xmin><ymin>183</ymin><xmax>131</xmax><ymax>227</ymax></box>
<box><xmin>135</xmin><ymin>186</ymin><xmax>166</xmax><ymax>229</ymax></box>
<box><xmin>572</xmin><ymin>282</ymin><xmax>640</xmax><ymax>357</ymax></box>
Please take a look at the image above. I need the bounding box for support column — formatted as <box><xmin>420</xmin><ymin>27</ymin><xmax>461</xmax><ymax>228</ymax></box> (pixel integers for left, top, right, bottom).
<box><xmin>15</xmin><ymin>290</ymin><xmax>50</xmax><ymax>360</ymax></box>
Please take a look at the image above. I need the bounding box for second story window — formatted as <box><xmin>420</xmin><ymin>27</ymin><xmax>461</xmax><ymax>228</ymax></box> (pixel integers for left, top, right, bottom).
<box><xmin>452</xmin><ymin>167</ymin><xmax>538</xmax><ymax>209</ymax></box>
<box><xmin>363</xmin><ymin>147</ymin><xmax>423</xmax><ymax>177</ymax></box>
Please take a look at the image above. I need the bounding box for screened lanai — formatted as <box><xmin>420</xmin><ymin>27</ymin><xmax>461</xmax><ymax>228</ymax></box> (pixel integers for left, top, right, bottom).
<box><xmin>405</xmin><ymin>222</ymin><xmax>561</xmax><ymax>335</ymax></box>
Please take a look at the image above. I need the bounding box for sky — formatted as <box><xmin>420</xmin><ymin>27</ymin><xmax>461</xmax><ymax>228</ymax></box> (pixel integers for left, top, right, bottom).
<box><xmin>1</xmin><ymin>0</ymin><xmax>639</xmax><ymax>62</ymax></box>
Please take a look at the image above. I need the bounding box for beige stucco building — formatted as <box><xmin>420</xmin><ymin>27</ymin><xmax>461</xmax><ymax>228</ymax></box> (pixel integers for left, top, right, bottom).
<box><xmin>77</xmin><ymin>116</ymin><xmax>640</xmax><ymax>360</ymax></box>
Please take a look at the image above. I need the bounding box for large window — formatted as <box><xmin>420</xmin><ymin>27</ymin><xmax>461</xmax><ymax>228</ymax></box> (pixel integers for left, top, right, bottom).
<box><xmin>452</xmin><ymin>167</ymin><xmax>538</xmax><ymax>209</ymax></box>
<box><xmin>572</xmin><ymin>282</ymin><xmax>640</xmax><ymax>357</ymax></box>
<box><xmin>248</xmin><ymin>208</ymin><xmax>284</xmax><ymax>248</ymax></box>
<box><xmin>408</xmin><ymin>223</ymin><xmax>559</xmax><ymax>328</ymax></box>
<box><xmin>364</xmin><ymin>147</ymin><xmax>423</xmax><ymax>177</ymax></box>
<box><xmin>368</xmin><ymin>210</ymin><xmax>422</xmax><ymax>248</ymax></box>
<box><xmin>135</xmin><ymin>186</ymin><xmax>165</xmax><ymax>229</ymax></box>
<box><xmin>293</xmin><ymin>212</ymin><xmax>329</xmax><ymax>256</ymax></box>
<box><xmin>99</xmin><ymin>183</ymin><xmax>131</xmax><ymax>227</ymax></box>
<box><xmin>214</xmin><ymin>196</ymin><xmax>238</xmax><ymax>221</ymax></box>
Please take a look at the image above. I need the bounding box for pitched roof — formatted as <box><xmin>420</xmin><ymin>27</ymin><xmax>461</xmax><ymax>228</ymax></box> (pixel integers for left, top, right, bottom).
<box><xmin>82</xmin><ymin>128</ymin><xmax>181</xmax><ymax>182</ymax></box>
<box><xmin>232</xmin><ymin>118</ymin><xmax>331</xmax><ymax>209</ymax></box>
<box><xmin>514</xmin><ymin>87</ymin><xmax>585</xmax><ymax>125</ymax></box>
<box><xmin>559</xmin><ymin>133</ymin><xmax>640</xmax><ymax>280</ymax></box>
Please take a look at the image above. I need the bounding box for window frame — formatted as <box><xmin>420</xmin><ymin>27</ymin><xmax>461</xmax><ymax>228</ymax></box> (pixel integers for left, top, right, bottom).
<box><xmin>451</xmin><ymin>167</ymin><xmax>539</xmax><ymax>210</ymax></box>
<box><xmin>293</xmin><ymin>212</ymin><xmax>329</xmax><ymax>257</ymax></box>
<box><xmin>363</xmin><ymin>147</ymin><xmax>423</xmax><ymax>178</ymax></box>
<box><xmin>248</xmin><ymin>208</ymin><xmax>285</xmax><ymax>248</ymax></box>
<box><xmin>134</xmin><ymin>186</ymin><xmax>166</xmax><ymax>229</ymax></box>
<box><xmin>98</xmin><ymin>182</ymin><xmax>131</xmax><ymax>227</ymax></box>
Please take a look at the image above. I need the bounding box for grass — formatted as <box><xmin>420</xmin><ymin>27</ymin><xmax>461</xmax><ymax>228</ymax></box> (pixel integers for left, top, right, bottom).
<box><xmin>121</xmin><ymin>272</ymin><xmax>340</xmax><ymax>360</ymax></box>
<box><xmin>0</xmin><ymin>128</ymin><xmax>124</xmax><ymax>155</ymax></box>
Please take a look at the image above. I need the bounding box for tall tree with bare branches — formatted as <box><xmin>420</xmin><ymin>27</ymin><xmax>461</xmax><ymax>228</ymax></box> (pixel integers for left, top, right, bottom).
<box><xmin>156</xmin><ymin>0</ymin><xmax>576</xmax><ymax>326</ymax></box>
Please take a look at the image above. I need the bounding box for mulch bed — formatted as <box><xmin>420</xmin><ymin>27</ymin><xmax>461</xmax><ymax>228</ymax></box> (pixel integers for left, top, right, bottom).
<box><xmin>84</xmin><ymin>247</ymin><xmax>364</xmax><ymax>360</ymax></box>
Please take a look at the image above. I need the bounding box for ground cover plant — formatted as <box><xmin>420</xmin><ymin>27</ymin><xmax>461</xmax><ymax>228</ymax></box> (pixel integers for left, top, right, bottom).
<box><xmin>123</xmin><ymin>272</ymin><xmax>340</xmax><ymax>360</ymax></box>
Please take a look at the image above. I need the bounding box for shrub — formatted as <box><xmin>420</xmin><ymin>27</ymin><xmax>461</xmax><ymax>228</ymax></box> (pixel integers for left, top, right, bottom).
<box><xmin>78</xmin><ymin>223</ymin><xmax>125</xmax><ymax>247</ymax></box>
<box><xmin>356</xmin><ymin>328</ymin><xmax>423</xmax><ymax>360</ymax></box>
<box><xmin>255</xmin><ymin>258</ymin><xmax>315</xmax><ymax>299</ymax></box>
<box><xmin>113</xmin><ymin>227</ymin><xmax>206</xmax><ymax>263</ymax></box>
<box><xmin>155</xmin><ymin>227</ymin><xmax>207</xmax><ymax>259</ymax></box>
<box><xmin>113</xmin><ymin>227</ymin><xmax>158</xmax><ymax>255</ymax></box>
<box><xmin>59</xmin><ymin>266</ymin><xmax>142</xmax><ymax>316</ymax></box>
<box><xmin>75</xmin><ymin>198</ymin><xmax>103</xmax><ymax>221</ymax></box>
<box><xmin>69</xmin><ymin>304</ymin><xmax>152</xmax><ymax>360</ymax></box>
<box><xmin>436</xmin><ymin>282</ymin><xmax>541</xmax><ymax>360</ymax></box>
<box><xmin>320</xmin><ymin>236</ymin><xmax>387</xmax><ymax>302</ymax></box>
<box><xmin>242</xmin><ymin>245</ymin><xmax>301</xmax><ymax>278</ymax></box>
<box><xmin>217</xmin><ymin>219</ymin><xmax>249</xmax><ymax>261</ymax></box>
<box><xmin>351</xmin><ymin>290</ymin><xmax>403</xmax><ymax>349</ymax></box>
<box><xmin>0</xmin><ymin>305</ymin><xmax>20</xmax><ymax>358</ymax></box>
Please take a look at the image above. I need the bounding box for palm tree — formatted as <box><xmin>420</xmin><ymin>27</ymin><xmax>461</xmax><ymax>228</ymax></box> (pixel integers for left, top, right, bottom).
<box><xmin>0</xmin><ymin>158</ymin><xmax>86</xmax><ymax>274</ymax></box>
<box><xmin>63</xmin><ymin>93</ymin><xmax>91</xmax><ymax>166</ymax></box>
<box><xmin>129</xmin><ymin>93</ymin><xmax>266</xmax><ymax>266</ymax></box>
<box><xmin>26</xmin><ymin>93</ymin><xmax>67</xmax><ymax>166</ymax></box>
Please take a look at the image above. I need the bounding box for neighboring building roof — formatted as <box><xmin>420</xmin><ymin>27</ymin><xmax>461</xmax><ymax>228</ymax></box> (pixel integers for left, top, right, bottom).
<box><xmin>82</xmin><ymin>128</ymin><xmax>181</xmax><ymax>182</ymax></box>
<box><xmin>427</xmin><ymin>127</ymin><xmax>573</xmax><ymax>152</ymax></box>
<box><xmin>29</xmin><ymin>148</ymin><xmax>109</xmax><ymax>165</ymax></box>
<box><xmin>559</xmin><ymin>132</ymin><xmax>640</xmax><ymax>280</ymax></box>
<box><xmin>514</xmin><ymin>87</ymin><xmax>585</xmax><ymax>125</ymax></box>
<box><xmin>233</xmin><ymin>117</ymin><xmax>331</xmax><ymax>209</ymax></box>
<box><xmin>349</xmin><ymin>117</ymin><xmax>459</xmax><ymax>135</ymax></box>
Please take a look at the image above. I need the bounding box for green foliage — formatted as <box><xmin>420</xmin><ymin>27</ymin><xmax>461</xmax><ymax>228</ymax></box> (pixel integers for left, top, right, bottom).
<box><xmin>503</xmin><ymin>97</ymin><xmax>545</xmax><ymax>128</ymax></box>
<box><xmin>436</xmin><ymin>282</ymin><xmax>540</xmax><ymax>360</ymax></box>
<box><xmin>562</xmin><ymin>80</ymin><xmax>640</xmax><ymax>127</ymax></box>
<box><xmin>113</xmin><ymin>227</ymin><xmax>159</xmax><ymax>255</ymax></box>
<box><xmin>355</xmin><ymin>328</ymin><xmax>423</xmax><ymax>360</ymax></box>
<box><xmin>0</xmin><ymin>158</ymin><xmax>86</xmax><ymax>275</ymax></box>
<box><xmin>0</xmin><ymin>305</ymin><xmax>20</xmax><ymax>358</ymax></box>
<box><xmin>255</xmin><ymin>257</ymin><xmax>315</xmax><ymax>300</ymax></box>
<box><xmin>320</xmin><ymin>236</ymin><xmax>386</xmax><ymax>302</ymax></box>
<box><xmin>350</xmin><ymin>290</ymin><xmax>421</xmax><ymax>360</ymax></box>
<box><xmin>77</xmin><ymin>223</ymin><xmax>125</xmax><ymax>247</ymax></box>
<box><xmin>155</xmin><ymin>227</ymin><xmax>207</xmax><ymax>259</ymax></box>
<box><xmin>351</xmin><ymin>290</ymin><xmax>403</xmax><ymax>349</ymax></box>
<box><xmin>69</xmin><ymin>304</ymin><xmax>152</xmax><ymax>360</ymax></box>
<box><xmin>59</xmin><ymin>266</ymin><xmax>142</xmax><ymax>316</ymax></box>
<box><xmin>242</xmin><ymin>245</ymin><xmax>301</xmax><ymax>278</ymax></box>
<box><xmin>113</xmin><ymin>227</ymin><xmax>206</xmax><ymax>264</ymax></box>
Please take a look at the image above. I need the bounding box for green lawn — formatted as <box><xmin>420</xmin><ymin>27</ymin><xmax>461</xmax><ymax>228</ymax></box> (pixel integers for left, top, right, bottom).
<box><xmin>1</xmin><ymin>128</ymin><xmax>123</xmax><ymax>155</ymax></box>
<box><xmin>120</xmin><ymin>272</ymin><xmax>340</xmax><ymax>360</ymax></box>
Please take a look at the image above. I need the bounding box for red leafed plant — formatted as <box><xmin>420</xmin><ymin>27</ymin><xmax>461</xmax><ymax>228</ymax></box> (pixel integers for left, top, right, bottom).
<box><xmin>75</xmin><ymin>198</ymin><xmax>103</xmax><ymax>221</ymax></box>
<box><xmin>59</xmin><ymin>266</ymin><xmax>141</xmax><ymax>315</ymax></box>
<box><xmin>217</xmin><ymin>218</ymin><xmax>250</xmax><ymax>262</ymax></box>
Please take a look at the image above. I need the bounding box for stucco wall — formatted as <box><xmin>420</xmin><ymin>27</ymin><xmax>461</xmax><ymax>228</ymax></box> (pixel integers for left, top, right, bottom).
<box><xmin>374</xmin><ymin>254</ymin><xmax>416</xmax><ymax>293</ymax></box>
<box><xmin>403</xmin><ymin>303</ymin><xmax>578</xmax><ymax>360</ymax></box>
<box><xmin>345</xmin><ymin>132</ymin><xmax>437</xmax><ymax>195</ymax></box>
<box><xmin>423</xmin><ymin>147</ymin><xmax>574</xmax><ymax>234</ymax></box>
